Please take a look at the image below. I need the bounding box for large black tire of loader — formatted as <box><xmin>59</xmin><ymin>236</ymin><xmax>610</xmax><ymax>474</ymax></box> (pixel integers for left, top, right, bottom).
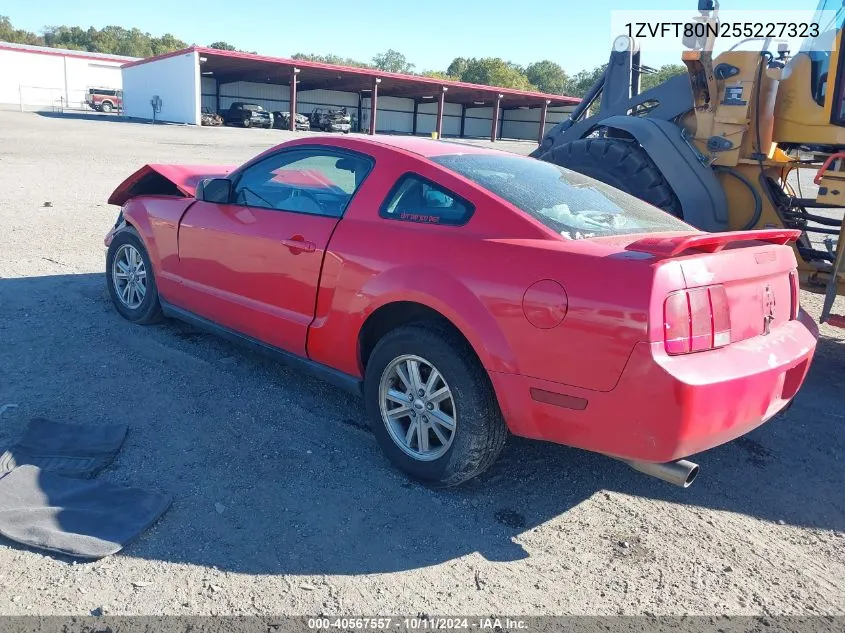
<box><xmin>540</xmin><ymin>137</ymin><xmax>683</xmax><ymax>218</ymax></box>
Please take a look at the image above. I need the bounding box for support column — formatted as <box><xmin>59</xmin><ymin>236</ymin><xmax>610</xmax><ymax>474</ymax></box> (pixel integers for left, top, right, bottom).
<box><xmin>459</xmin><ymin>104</ymin><xmax>467</xmax><ymax>138</ymax></box>
<box><xmin>357</xmin><ymin>93</ymin><xmax>363</xmax><ymax>133</ymax></box>
<box><xmin>63</xmin><ymin>55</ymin><xmax>69</xmax><ymax>108</ymax></box>
<box><xmin>435</xmin><ymin>86</ymin><xmax>447</xmax><ymax>138</ymax></box>
<box><xmin>490</xmin><ymin>94</ymin><xmax>502</xmax><ymax>142</ymax></box>
<box><xmin>369</xmin><ymin>77</ymin><xmax>381</xmax><ymax>135</ymax></box>
<box><xmin>537</xmin><ymin>99</ymin><xmax>550</xmax><ymax>144</ymax></box>
<box><xmin>289</xmin><ymin>68</ymin><xmax>300</xmax><ymax>131</ymax></box>
<box><xmin>412</xmin><ymin>99</ymin><xmax>419</xmax><ymax>135</ymax></box>
<box><xmin>215</xmin><ymin>80</ymin><xmax>220</xmax><ymax>114</ymax></box>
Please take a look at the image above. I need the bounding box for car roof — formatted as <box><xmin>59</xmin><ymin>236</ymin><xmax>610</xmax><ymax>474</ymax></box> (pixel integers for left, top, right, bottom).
<box><xmin>353</xmin><ymin>135</ymin><xmax>505</xmax><ymax>158</ymax></box>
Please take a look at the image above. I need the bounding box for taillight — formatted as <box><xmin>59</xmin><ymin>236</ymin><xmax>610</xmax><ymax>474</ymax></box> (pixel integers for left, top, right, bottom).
<box><xmin>789</xmin><ymin>270</ymin><xmax>800</xmax><ymax>319</ymax></box>
<box><xmin>663</xmin><ymin>285</ymin><xmax>731</xmax><ymax>355</ymax></box>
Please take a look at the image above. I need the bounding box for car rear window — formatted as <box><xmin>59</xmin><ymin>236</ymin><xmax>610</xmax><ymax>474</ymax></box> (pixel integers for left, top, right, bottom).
<box><xmin>431</xmin><ymin>153</ymin><xmax>692</xmax><ymax>239</ymax></box>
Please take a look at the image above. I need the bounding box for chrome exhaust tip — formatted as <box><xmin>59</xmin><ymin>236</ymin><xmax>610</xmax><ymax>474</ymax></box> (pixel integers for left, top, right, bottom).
<box><xmin>618</xmin><ymin>458</ymin><xmax>700</xmax><ymax>488</ymax></box>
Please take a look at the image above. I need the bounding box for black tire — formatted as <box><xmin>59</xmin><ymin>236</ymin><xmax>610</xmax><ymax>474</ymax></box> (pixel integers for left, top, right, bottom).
<box><xmin>364</xmin><ymin>324</ymin><xmax>507</xmax><ymax>487</ymax></box>
<box><xmin>540</xmin><ymin>137</ymin><xmax>682</xmax><ymax>217</ymax></box>
<box><xmin>100</xmin><ymin>101</ymin><xmax>113</xmax><ymax>113</ymax></box>
<box><xmin>105</xmin><ymin>228</ymin><xmax>163</xmax><ymax>325</ymax></box>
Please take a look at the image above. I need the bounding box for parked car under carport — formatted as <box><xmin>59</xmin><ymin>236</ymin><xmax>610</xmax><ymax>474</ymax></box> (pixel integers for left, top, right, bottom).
<box><xmin>219</xmin><ymin>102</ymin><xmax>273</xmax><ymax>129</ymax></box>
<box><xmin>273</xmin><ymin>111</ymin><xmax>310</xmax><ymax>131</ymax></box>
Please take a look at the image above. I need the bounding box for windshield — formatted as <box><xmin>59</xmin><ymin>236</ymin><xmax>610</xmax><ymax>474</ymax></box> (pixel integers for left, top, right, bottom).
<box><xmin>802</xmin><ymin>0</ymin><xmax>845</xmax><ymax>52</ymax></box>
<box><xmin>243</xmin><ymin>104</ymin><xmax>264</xmax><ymax>111</ymax></box>
<box><xmin>802</xmin><ymin>0</ymin><xmax>845</xmax><ymax>105</ymax></box>
<box><xmin>431</xmin><ymin>153</ymin><xmax>692</xmax><ymax>239</ymax></box>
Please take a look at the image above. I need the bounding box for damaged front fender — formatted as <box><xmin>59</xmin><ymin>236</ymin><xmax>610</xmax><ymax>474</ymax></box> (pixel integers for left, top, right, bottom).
<box><xmin>107</xmin><ymin>164</ymin><xmax>236</xmax><ymax>206</ymax></box>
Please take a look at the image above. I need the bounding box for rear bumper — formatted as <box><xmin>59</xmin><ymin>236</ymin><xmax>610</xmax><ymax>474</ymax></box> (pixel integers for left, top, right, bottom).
<box><xmin>489</xmin><ymin>310</ymin><xmax>818</xmax><ymax>462</ymax></box>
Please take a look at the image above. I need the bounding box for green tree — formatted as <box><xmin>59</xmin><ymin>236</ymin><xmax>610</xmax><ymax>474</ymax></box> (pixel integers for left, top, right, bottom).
<box><xmin>446</xmin><ymin>57</ymin><xmax>469</xmax><ymax>78</ymax></box>
<box><xmin>0</xmin><ymin>15</ymin><xmax>43</xmax><ymax>45</ymax></box>
<box><xmin>458</xmin><ymin>57</ymin><xmax>535</xmax><ymax>91</ymax></box>
<box><xmin>420</xmin><ymin>70</ymin><xmax>457</xmax><ymax>81</ymax></box>
<box><xmin>372</xmin><ymin>49</ymin><xmax>415</xmax><ymax>74</ymax></box>
<box><xmin>42</xmin><ymin>25</ymin><xmax>91</xmax><ymax>50</ymax></box>
<box><xmin>37</xmin><ymin>22</ymin><xmax>185</xmax><ymax>57</ymax></box>
<box><xmin>151</xmin><ymin>33</ymin><xmax>187</xmax><ymax>56</ymax></box>
<box><xmin>525</xmin><ymin>60</ymin><xmax>569</xmax><ymax>95</ymax></box>
<box><xmin>565</xmin><ymin>64</ymin><xmax>607</xmax><ymax>98</ymax></box>
<box><xmin>292</xmin><ymin>52</ymin><xmax>371</xmax><ymax>68</ymax></box>
<box><xmin>641</xmin><ymin>63</ymin><xmax>687</xmax><ymax>91</ymax></box>
<box><xmin>209</xmin><ymin>41</ymin><xmax>236</xmax><ymax>51</ymax></box>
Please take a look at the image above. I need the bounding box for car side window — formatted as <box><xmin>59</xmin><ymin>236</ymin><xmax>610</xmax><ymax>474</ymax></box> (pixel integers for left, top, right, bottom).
<box><xmin>379</xmin><ymin>174</ymin><xmax>474</xmax><ymax>226</ymax></box>
<box><xmin>232</xmin><ymin>149</ymin><xmax>373</xmax><ymax>217</ymax></box>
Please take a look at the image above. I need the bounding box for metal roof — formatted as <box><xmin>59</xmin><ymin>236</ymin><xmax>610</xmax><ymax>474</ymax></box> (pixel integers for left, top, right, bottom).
<box><xmin>124</xmin><ymin>46</ymin><xmax>580</xmax><ymax>109</ymax></box>
<box><xmin>0</xmin><ymin>41</ymin><xmax>139</xmax><ymax>63</ymax></box>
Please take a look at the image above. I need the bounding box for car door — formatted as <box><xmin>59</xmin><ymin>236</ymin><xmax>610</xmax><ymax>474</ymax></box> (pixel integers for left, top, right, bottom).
<box><xmin>175</xmin><ymin>146</ymin><xmax>374</xmax><ymax>357</ymax></box>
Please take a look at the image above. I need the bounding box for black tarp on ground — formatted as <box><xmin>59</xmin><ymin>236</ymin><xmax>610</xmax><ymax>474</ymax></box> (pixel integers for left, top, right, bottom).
<box><xmin>0</xmin><ymin>417</ymin><xmax>128</xmax><ymax>478</ymax></box>
<box><xmin>0</xmin><ymin>418</ymin><xmax>171</xmax><ymax>559</ymax></box>
<box><xmin>0</xmin><ymin>465</ymin><xmax>172</xmax><ymax>559</ymax></box>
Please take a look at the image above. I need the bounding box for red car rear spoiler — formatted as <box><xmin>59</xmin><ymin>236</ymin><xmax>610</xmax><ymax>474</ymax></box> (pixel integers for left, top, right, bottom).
<box><xmin>626</xmin><ymin>229</ymin><xmax>802</xmax><ymax>258</ymax></box>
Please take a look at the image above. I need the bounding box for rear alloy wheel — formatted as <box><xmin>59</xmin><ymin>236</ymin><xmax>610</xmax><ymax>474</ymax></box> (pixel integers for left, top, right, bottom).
<box><xmin>364</xmin><ymin>324</ymin><xmax>507</xmax><ymax>487</ymax></box>
<box><xmin>540</xmin><ymin>137</ymin><xmax>682</xmax><ymax>218</ymax></box>
<box><xmin>105</xmin><ymin>229</ymin><xmax>162</xmax><ymax>324</ymax></box>
<box><xmin>379</xmin><ymin>354</ymin><xmax>457</xmax><ymax>462</ymax></box>
<box><xmin>243</xmin><ymin>118</ymin><xmax>251</xmax><ymax>128</ymax></box>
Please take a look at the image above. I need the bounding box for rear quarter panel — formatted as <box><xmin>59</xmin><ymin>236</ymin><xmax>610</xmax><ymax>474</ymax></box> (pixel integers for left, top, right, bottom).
<box><xmin>307</xmin><ymin>148</ymin><xmax>658</xmax><ymax>392</ymax></box>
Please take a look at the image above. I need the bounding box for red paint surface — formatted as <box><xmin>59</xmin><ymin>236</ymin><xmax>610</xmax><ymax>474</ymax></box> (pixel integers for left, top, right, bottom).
<box><xmin>522</xmin><ymin>280</ymin><xmax>568</xmax><ymax>329</ymax></box>
<box><xmin>108</xmin><ymin>164</ymin><xmax>235</xmax><ymax>206</ymax></box>
<box><xmin>106</xmin><ymin>136</ymin><xmax>819</xmax><ymax>463</ymax></box>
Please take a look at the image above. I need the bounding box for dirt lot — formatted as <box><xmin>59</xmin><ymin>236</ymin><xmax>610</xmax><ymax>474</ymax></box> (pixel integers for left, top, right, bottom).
<box><xmin>0</xmin><ymin>111</ymin><xmax>843</xmax><ymax>617</ymax></box>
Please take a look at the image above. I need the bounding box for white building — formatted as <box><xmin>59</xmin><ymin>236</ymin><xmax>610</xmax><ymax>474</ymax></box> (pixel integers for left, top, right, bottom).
<box><xmin>0</xmin><ymin>41</ymin><xmax>138</xmax><ymax>111</ymax></box>
<box><xmin>121</xmin><ymin>47</ymin><xmax>579</xmax><ymax>141</ymax></box>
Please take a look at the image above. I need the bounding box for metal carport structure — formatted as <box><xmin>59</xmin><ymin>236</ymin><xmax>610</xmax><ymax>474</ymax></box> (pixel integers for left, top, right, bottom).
<box><xmin>122</xmin><ymin>47</ymin><xmax>579</xmax><ymax>142</ymax></box>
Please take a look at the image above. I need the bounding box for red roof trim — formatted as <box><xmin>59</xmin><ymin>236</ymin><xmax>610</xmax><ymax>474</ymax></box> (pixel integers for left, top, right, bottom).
<box><xmin>121</xmin><ymin>48</ymin><xmax>197</xmax><ymax>68</ymax></box>
<box><xmin>122</xmin><ymin>46</ymin><xmax>581</xmax><ymax>105</ymax></box>
<box><xmin>0</xmin><ymin>42</ymin><xmax>134</xmax><ymax>64</ymax></box>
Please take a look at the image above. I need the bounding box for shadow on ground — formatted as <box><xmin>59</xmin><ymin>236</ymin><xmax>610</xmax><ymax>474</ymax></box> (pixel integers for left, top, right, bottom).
<box><xmin>34</xmin><ymin>111</ymin><xmax>184</xmax><ymax>126</ymax></box>
<box><xmin>0</xmin><ymin>273</ymin><xmax>842</xmax><ymax>575</ymax></box>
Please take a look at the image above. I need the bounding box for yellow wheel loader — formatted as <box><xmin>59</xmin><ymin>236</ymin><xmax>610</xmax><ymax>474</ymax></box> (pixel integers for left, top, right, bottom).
<box><xmin>533</xmin><ymin>0</ymin><xmax>845</xmax><ymax>328</ymax></box>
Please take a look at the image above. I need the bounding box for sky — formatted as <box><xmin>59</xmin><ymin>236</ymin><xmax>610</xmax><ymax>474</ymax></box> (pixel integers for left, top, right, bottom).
<box><xmin>2</xmin><ymin>0</ymin><xmax>831</xmax><ymax>75</ymax></box>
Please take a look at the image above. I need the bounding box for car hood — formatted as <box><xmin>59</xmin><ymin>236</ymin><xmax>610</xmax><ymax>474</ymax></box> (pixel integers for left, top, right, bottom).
<box><xmin>108</xmin><ymin>164</ymin><xmax>236</xmax><ymax>206</ymax></box>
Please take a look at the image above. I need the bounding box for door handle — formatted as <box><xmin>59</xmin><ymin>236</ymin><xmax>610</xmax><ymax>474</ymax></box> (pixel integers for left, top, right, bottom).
<box><xmin>281</xmin><ymin>235</ymin><xmax>316</xmax><ymax>254</ymax></box>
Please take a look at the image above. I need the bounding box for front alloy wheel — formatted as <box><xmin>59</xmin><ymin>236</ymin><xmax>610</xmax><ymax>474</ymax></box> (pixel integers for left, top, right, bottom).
<box><xmin>105</xmin><ymin>228</ymin><xmax>162</xmax><ymax>324</ymax></box>
<box><xmin>111</xmin><ymin>243</ymin><xmax>147</xmax><ymax>310</ymax></box>
<box><xmin>379</xmin><ymin>354</ymin><xmax>456</xmax><ymax>462</ymax></box>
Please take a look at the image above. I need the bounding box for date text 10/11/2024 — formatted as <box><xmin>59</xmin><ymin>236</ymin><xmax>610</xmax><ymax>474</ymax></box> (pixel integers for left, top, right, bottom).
<box><xmin>305</xmin><ymin>617</ymin><xmax>529</xmax><ymax>630</ymax></box>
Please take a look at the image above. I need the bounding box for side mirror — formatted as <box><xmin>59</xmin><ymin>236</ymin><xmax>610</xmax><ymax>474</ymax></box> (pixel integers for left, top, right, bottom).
<box><xmin>196</xmin><ymin>177</ymin><xmax>231</xmax><ymax>203</ymax></box>
<box><xmin>335</xmin><ymin>157</ymin><xmax>359</xmax><ymax>172</ymax></box>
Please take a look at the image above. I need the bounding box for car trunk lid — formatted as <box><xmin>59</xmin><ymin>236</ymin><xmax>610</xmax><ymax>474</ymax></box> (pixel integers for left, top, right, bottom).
<box><xmin>626</xmin><ymin>229</ymin><xmax>801</xmax><ymax>346</ymax></box>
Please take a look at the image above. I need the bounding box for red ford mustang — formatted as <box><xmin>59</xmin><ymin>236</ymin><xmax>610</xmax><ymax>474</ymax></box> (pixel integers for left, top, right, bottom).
<box><xmin>104</xmin><ymin>135</ymin><xmax>818</xmax><ymax>487</ymax></box>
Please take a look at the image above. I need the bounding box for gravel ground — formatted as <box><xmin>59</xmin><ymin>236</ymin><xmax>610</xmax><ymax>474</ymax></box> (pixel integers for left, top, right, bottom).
<box><xmin>0</xmin><ymin>111</ymin><xmax>843</xmax><ymax>617</ymax></box>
